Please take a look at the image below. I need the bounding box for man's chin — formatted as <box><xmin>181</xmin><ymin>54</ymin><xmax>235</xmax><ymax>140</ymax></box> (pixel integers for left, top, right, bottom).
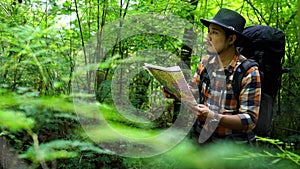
<box><xmin>206</xmin><ymin>50</ymin><xmax>218</xmax><ymax>55</ymax></box>
<box><xmin>206</xmin><ymin>46</ymin><xmax>218</xmax><ymax>54</ymax></box>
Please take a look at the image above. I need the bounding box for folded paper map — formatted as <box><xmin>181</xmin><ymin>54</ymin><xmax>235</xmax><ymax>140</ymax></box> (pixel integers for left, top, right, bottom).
<box><xmin>143</xmin><ymin>63</ymin><xmax>197</xmax><ymax>106</ymax></box>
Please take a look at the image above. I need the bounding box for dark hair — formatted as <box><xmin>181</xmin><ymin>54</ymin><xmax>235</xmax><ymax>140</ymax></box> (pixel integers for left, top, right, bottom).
<box><xmin>224</xmin><ymin>29</ymin><xmax>234</xmax><ymax>38</ymax></box>
<box><xmin>224</xmin><ymin>29</ymin><xmax>240</xmax><ymax>46</ymax></box>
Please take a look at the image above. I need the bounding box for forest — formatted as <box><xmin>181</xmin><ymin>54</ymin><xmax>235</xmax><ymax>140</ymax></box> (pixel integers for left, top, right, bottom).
<box><xmin>0</xmin><ymin>0</ymin><xmax>299</xmax><ymax>168</ymax></box>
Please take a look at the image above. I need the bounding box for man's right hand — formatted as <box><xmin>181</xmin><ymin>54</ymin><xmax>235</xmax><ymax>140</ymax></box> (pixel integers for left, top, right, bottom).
<box><xmin>161</xmin><ymin>86</ymin><xmax>177</xmax><ymax>99</ymax></box>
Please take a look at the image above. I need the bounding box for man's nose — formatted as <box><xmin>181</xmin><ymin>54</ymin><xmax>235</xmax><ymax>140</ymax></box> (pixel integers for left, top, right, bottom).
<box><xmin>206</xmin><ymin>35</ymin><xmax>211</xmax><ymax>41</ymax></box>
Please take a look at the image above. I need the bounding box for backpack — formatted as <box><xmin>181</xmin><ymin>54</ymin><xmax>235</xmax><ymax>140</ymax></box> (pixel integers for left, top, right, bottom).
<box><xmin>236</xmin><ymin>25</ymin><xmax>286</xmax><ymax>136</ymax></box>
<box><xmin>196</xmin><ymin>25</ymin><xmax>285</xmax><ymax>137</ymax></box>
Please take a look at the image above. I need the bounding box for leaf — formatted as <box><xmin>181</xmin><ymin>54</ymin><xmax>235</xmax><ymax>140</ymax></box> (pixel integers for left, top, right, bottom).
<box><xmin>0</xmin><ymin>110</ymin><xmax>35</xmax><ymax>131</ymax></box>
<box><xmin>264</xmin><ymin>151</ymin><xmax>274</xmax><ymax>157</ymax></box>
<box><xmin>271</xmin><ymin>158</ymin><xmax>281</xmax><ymax>164</ymax></box>
<box><xmin>20</xmin><ymin>140</ymin><xmax>112</xmax><ymax>163</ymax></box>
<box><xmin>19</xmin><ymin>149</ymin><xmax>78</xmax><ymax>163</ymax></box>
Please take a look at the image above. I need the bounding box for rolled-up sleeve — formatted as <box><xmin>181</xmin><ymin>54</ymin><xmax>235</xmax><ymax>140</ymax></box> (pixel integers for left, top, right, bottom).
<box><xmin>238</xmin><ymin>66</ymin><xmax>261</xmax><ymax>131</ymax></box>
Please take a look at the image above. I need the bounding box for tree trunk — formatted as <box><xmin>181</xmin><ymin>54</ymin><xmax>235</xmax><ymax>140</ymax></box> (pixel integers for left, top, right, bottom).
<box><xmin>179</xmin><ymin>0</ymin><xmax>198</xmax><ymax>69</ymax></box>
<box><xmin>174</xmin><ymin>0</ymin><xmax>199</xmax><ymax>115</ymax></box>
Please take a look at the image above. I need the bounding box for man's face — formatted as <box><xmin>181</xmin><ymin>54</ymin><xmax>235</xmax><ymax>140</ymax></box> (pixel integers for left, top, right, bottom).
<box><xmin>206</xmin><ymin>23</ymin><xmax>230</xmax><ymax>54</ymax></box>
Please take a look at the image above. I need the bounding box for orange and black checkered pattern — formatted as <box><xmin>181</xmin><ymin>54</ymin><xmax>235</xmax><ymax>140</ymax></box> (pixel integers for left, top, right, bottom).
<box><xmin>191</xmin><ymin>54</ymin><xmax>261</xmax><ymax>137</ymax></box>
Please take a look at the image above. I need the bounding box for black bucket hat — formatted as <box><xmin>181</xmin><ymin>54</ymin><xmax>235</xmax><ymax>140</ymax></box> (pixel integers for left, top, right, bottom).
<box><xmin>200</xmin><ymin>8</ymin><xmax>248</xmax><ymax>42</ymax></box>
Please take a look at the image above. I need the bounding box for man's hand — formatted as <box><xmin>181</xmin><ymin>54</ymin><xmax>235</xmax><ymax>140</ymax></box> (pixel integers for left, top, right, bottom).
<box><xmin>192</xmin><ymin>104</ymin><xmax>214</xmax><ymax>121</ymax></box>
<box><xmin>161</xmin><ymin>86</ymin><xmax>177</xmax><ymax>99</ymax></box>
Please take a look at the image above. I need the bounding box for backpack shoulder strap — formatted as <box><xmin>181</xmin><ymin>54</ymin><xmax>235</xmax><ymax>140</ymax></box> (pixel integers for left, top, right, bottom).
<box><xmin>198</xmin><ymin>55</ymin><xmax>215</xmax><ymax>104</ymax></box>
<box><xmin>232</xmin><ymin>59</ymin><xmax>259</xmax><ymax>101</ymax></box>
<box><xmin>198</xmin><ymin>67</ymin><xmax>209</xmax><ymax>104</ymax></box>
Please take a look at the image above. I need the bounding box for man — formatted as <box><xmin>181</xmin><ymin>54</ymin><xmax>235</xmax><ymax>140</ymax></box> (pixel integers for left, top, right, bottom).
<box><xmin>190</xmin><ymin>8</ymin><xmax>261</xmax><ymax>143</ymax></box>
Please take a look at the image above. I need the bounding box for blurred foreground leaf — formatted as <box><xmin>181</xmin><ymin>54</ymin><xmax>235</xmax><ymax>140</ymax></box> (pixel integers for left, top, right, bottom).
<box><xmin>0</xmin><ymin>110</ymin><xmax>35</xmax><ymax>131</ymax></box>
<box><xmin>131</xmin><ymin>138</ymin><xmax>299</xmax><ymax>169</ymax></box>
<box><xmin>19</xmin><ymin>140</ymin><xmax>112</xmax><ymax>163</ymax></box>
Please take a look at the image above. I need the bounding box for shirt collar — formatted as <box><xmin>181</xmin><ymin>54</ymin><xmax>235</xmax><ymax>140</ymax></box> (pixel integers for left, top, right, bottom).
<box><xmin>207</xmin><ymin>53</ymin><xmax>239</xmax><ymax>72</ymax></box>
<box><xmin>225</xmin><ymin>54</ymin><xmax>239</xmax><ymax>73</ymax></box>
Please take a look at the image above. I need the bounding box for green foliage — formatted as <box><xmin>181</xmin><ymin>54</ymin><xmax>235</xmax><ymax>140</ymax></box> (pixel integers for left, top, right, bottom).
<box><xmin>0</xmin><ymin>91</ymin><xmax>299</xmax><ymax>168</ymax></box>
<box><xmin>19</xmin><ymin>140</ymin><xmax>111</xmax><ymax>163</ymax></box>
<box><xmin>0</xmin><ymin>110</ymin><xmax>34</xmax><ymax>131</ymax></box>
<box><xmin>0</xmin><ymin>91</ymin><xmax>119</xmax><ymax>168</ymax></box>
<box><xmin>0</xmin><ymin>0</ymin><xmax>299</xmax><ymax>168</ymax></box>
<box><xmin>123</xmin><ymin>138</ymin><xmax>300</xmax><ymax>169</ymax></box>
<box><xmin>256</xmin><ymin>137</ymin><xmax>300</xmax><ymax>166</ymax></box>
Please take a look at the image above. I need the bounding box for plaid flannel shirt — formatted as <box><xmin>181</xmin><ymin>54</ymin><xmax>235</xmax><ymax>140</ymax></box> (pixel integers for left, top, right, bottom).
<box><xmin>191</xmin><ymin>54</ymin><xmax>261</xmax><ymax>136</ymax></box>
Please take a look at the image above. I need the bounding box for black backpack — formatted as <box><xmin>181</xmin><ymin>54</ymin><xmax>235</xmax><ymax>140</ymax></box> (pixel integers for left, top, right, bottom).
<box><xmin>236</xmin><ymin>25</ymin><xmax>286</xmax><ymax>136</ymax></box>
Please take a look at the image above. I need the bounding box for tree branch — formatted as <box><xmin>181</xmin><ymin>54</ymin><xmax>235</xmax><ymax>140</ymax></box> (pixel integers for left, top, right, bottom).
<box><xmin>244</xmin><ymin>0</ymin><xmax>269</xmax><ymax>25</ymax></box>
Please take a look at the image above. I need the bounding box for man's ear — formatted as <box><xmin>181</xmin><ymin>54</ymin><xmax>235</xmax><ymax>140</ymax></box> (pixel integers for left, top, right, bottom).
<box><xmin>229</xmin><ymin>35</ymin><xmax>237</xmax><ymax>45</ymax></box>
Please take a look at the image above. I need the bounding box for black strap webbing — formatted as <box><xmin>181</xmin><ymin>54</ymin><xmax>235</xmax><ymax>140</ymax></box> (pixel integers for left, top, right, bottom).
<box><xmin>232</xmin><ymin>59</ymin><xmax>259</xmax><ymax>104</ymax></box>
